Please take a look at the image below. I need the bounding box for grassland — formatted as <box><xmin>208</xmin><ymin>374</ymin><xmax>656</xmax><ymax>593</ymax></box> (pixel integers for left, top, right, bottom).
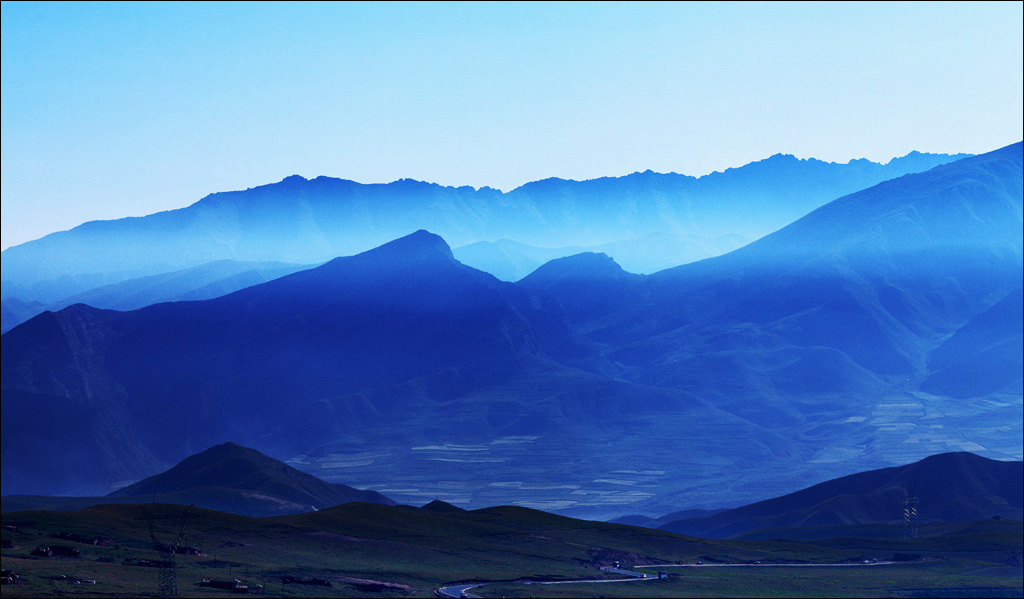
<box><xmin>2</xmin><ymin>502</ymin><xmax>1020</xmax><ymax>597</ymax></box>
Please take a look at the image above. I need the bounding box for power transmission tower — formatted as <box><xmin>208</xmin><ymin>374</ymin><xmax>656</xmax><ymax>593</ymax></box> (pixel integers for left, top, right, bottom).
<box><xmin>902</xmin><ymin>482</ymin><xmax>919</xmax><ymax>539</ymax></box>
<box><xmin>144</xmin><ymin>505</ymin><xmax>194</xmax><ymax>596</ymax></box>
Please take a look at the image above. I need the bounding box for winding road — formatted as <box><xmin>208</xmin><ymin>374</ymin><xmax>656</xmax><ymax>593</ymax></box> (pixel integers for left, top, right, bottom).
<box><xmin>436</xmin><ymin>560</ymin><xmax>906</xmax><ymax>596</ymax></box>
<box><xmin>436</xmin><ymin>583</ymin><xmax>484</xmax><ymax>598</ymax></box>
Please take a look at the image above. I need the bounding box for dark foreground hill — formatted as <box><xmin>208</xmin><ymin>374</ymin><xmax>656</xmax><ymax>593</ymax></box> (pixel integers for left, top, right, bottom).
<box><xmin>2</xmin><ymin>442</ymin><xmax>394</xmax><ymax>517</ymax></box>
<box><xmin>1</xmin><ymin>501</ymin><xmax>1021</xmax><ymax>598</ymax></box>
<box><xmin>659</xmin><ymin>453</ymin><xmax>1023</xmax><ymax>539</ymax></box>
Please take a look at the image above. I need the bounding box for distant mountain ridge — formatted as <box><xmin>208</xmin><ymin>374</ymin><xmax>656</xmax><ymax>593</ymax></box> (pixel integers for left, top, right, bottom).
<box><xmin>658</xmin><ymin>452</ymin><xmax>1023</xmax><ymax>539</ymax></box>
<box><xmin>1</xmin><ymin>150</ymin><xmax>968</xmax><ymax>301</ymax></box>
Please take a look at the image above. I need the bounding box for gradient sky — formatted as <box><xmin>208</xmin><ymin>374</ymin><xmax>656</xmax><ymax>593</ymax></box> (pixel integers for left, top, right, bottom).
<box><xmin>2</xmin><ymin>1</ymin><xmax>1022</xmax><ymax>250</ymax></box>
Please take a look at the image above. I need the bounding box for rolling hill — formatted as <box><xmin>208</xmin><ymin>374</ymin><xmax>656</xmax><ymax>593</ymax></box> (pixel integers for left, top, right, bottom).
<box><xmin>1</xmin><ymin>498</ymin><xmax>1021</xmax><ymax>598</ymax></box>
<box><xmin>658</xmin><ymin>452</ymin><xmax>1023</xmax><ymax>539</ymax></box>
<box><xmin>2</xmin><ymin>442</ymin><xmax>394</xmax><ymax>517</ymax></box>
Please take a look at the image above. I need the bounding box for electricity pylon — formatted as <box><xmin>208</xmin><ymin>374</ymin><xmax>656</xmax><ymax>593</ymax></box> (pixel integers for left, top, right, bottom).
<box><xmin>143</xmin><ymin>504</ymin><xmax>194</xmax><ymax>596</ymax></box>
<box><xmin>902</xmin><ymin>482</ymin><xmax>919</xmax><ymax>539</ymax></box>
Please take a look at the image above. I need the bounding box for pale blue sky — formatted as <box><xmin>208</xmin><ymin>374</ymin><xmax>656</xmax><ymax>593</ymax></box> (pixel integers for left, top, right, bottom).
<box><xmin>2</xmin><ymin>1</ymin><xmax>1022</xmax><ymax>249</ymax></box>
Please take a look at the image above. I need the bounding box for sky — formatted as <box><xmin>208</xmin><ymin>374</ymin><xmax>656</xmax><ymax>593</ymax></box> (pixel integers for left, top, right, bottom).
<box><xmin>2</xmin><ymin>1</ymin><xmax>1022</xmax><ymax>250</ymax></box>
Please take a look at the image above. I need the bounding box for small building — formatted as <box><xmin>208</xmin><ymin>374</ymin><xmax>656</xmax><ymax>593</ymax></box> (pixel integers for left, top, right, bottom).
<box><xmin>658</xmin><ymin>571</ymin><xmax>669</xmax><ymax>580</ymax></box>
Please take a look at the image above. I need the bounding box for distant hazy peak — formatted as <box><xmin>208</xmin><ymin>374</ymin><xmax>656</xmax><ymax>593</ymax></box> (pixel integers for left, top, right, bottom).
<box><xmin>521</xmin><ymin>252</ymin><xmax>637</xmax><ymax>285</ymax></box>
<box><xmin>354</xmin><ymin>229</ymin><xmax>455</xmax><ymax>264</ymax></box>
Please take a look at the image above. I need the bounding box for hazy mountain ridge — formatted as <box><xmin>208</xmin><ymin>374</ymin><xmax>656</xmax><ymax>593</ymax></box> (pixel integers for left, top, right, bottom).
<box><xmin>1</xmin><ymin>150</ymin><xmax>968</xmax><ymax>301</ymax></box>
<box><xmin>0</xmin><ymin>259</ymin><xmax>313</xmax><ymax>333</ymax></box>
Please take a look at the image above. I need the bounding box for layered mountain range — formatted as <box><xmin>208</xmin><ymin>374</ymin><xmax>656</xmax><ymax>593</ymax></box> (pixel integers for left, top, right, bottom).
<box><xmin>1</xmin><ymin>150</ymin><xmax>965</xmax><ymax>303</ymax></box>
<box><xmin>1</xmin><ymin>143</ymin><xmax>1020</xmax><ymax>519</ymax></box>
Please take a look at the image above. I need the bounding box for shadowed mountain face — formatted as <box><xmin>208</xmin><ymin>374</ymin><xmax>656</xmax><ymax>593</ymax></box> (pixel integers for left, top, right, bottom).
<box><xmin>1</xmin><ymin>151</ymin><xmax>967</xmax><ymax>301</ymax></box>
<box><xmin>0</xmin><ymin>146</ymin><xmax>1019</xmax><ymax>517</ymax></box>
<box><xmin>1</xmin><ymin>442</ymin><xmax>394</xmax><ymax>517</ymax></box>
<box><xmin>659</xmin><ymin>452</ymin><xmax>1023</xmax><ymax>539</ymax></box>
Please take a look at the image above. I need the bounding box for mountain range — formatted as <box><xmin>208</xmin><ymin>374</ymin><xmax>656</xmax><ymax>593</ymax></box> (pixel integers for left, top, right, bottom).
<box><xmin>1</xmin><ymin>150</ymin><xmax>966</xmax><ymax>303</ymax></box>
<box><xmin>1</xmin><ymin>143</ymin><xmax>1019</xmax><ymax>519</ymax></box>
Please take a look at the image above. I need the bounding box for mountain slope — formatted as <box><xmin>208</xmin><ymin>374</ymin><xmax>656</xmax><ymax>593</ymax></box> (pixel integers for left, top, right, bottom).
<box><xmin>0</xmin><ymin>297</ymin><xmax>47</xmax><ymax>334</ymax></box>
<box><xmin>659</xmin><ymin>452</ymin><xmax>1023</xmax><ymax>539</ymax></box>
<box><xmin>0</xmin><ymin>260</ymin><xmax>312</xmax><ymax>332</ymax></box>
<box><xmin>512</xmin><ymin>144</ymin><xmax>1022</xmax><ymax>511</ymax></box>
<box><xmin>536</xmin><ymin>143</ymin><xmax>1022</xmax><ymax>416</ymax></box>
<box><xmin>921</xmin><ymin>287</ymin><xmax>1024</xmax><ymax>398</ymax></box>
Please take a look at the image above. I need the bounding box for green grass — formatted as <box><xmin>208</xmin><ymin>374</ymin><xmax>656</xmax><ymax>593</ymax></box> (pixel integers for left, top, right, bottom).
<box><xmin>2</xmin><ymin>503</ymin><xmax>1020</xmax><ymax>597</ymax></box>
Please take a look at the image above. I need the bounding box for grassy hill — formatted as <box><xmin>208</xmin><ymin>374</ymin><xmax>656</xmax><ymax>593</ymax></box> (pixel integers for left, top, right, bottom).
<box><xmin>659</xmin><ymin>452</ymin><xmax>1023</xmax><ymax>539</ymax></box>
<box><xmin>1</xmin><ymin>502</ymin><xmax>1020</xmax><ymax>597</ymax></box>
<box><xmin>3</xmin><ymin>443</ymin><xmax>394</xmax><ymax>517</ymax></box>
